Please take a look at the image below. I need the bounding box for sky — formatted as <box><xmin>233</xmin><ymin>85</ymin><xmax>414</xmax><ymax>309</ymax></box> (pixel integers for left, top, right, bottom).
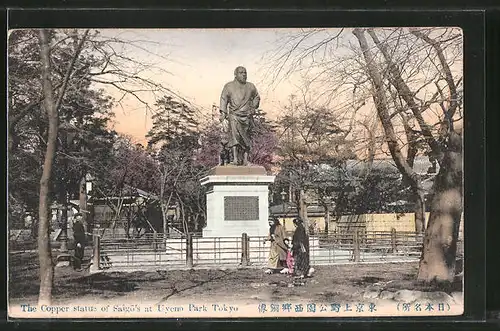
<box><xmin>92</xmin><ymin>27</ymin><xmax>462</xmax><ymax>149</ymax></box>
<box><xmin>98</xmin><ymin>28</ymin><xmax>316</xmax><ymax>144</ymax></box>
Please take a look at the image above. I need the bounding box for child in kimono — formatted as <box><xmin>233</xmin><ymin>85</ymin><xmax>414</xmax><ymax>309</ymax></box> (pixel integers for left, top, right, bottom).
<box><xmin>280</xmin><ymin>238</ymin><xmax>295</xmax><ymax>275</ymax></box>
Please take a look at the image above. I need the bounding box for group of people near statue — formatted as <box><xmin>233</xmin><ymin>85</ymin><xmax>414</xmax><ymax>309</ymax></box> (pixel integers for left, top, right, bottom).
<box><xmin>265</xmin><ymin>217</ymin><xmax>315</xmax><ymax>278</ymax></box>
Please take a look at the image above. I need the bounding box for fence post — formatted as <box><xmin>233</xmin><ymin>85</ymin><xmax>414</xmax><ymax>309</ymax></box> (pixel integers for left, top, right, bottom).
<box><xmin>186</xmin><ymin>233</ymin><xmax>193</xmax><ymax>268</ymax></box>
<box><xmin>390</xmin><ymin>228</ymin><xmax>397</xmax><ymax>253</ymax></box>
<box><xmin>241</xmin><ymin>233</ymin><xmax>249</xmax><ymax>266</ymax></box>
<box><xmin>353</xmin><ymin>230</ymin><xmax>360</xmax><ymax>262</ymax></box>
<box><xmin>92</xmin><ymin>229</ymin><xmax>100</xmax><ymax>271</ymax></box>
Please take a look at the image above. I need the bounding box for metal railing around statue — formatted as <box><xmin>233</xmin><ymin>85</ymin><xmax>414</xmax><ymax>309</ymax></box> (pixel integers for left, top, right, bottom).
<box><xmin>91</xmin><ymin>229</ymin><xmax>463</xmax><ymax>271</ymax></box>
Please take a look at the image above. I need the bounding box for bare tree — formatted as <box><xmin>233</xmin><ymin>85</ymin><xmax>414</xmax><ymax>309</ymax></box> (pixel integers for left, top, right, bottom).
<box><xmin>352</xmin><ymin>28</ymin><xmax>427</xmax><ymax>235</ymax></box>
<box><xmin>37</xmin><ymin>29</ymin><xmax>57</xmax><ymax>306</ymax></box>
<box><xmin>408</xmin><ymin>29</ymin><xmax>462</xmax><ymax>281</ymax></box>
<box><xmin>275</xmin><ymin>91</ymin><xmax>360</xmax><ymax>233</ymax></box>
<box><xmin>94</xmin><ymin>135</ymin><xmax>157</xmax><ymax>236</ymax></box>
<box><xmin>9</xmin><ymin>29</ymin><xmax>207</xmax><ymax>159</ymax></box>
<box><xmin>10</xmin><ymin>29</ymin><xmax>200</xmax><ymax>303</ymax></box>
<box><xmin>264</xmin><ymin>27</ymin><xmax>463</xmax><ymax>282</ymax></box>
<box><xmin>152</xmin><ymin>140</ymin><xmax>208</xmax><ymax>238</ymax></box>
<box><xmin>36</xmin><ymin>28</ymin><xmax>89</xmax><ymax>305</ymax></box>
<box><xmin>354</xmin><ymin>27</ymin><xmax>462</xmax><ymax>282</ymax></box>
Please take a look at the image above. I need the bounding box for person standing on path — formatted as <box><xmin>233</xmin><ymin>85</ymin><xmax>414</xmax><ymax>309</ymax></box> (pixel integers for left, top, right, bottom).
<box><xmin>291</xmin><ymin>218</ymin><xmax>312</xmax><ymax>278</ymax></box>
<box><xmin>72</xmin><ymin>213</ymin><xmax>86</xmax><ymax>270</ymax></box>
<box><xmin>265</xmin><ymin>217</ymin><xmax>287</xmax><ymax>274</ymax></box>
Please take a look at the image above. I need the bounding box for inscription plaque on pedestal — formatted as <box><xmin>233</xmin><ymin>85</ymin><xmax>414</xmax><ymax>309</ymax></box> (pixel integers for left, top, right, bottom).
<box><xmin>201</xmin><ymin>165</ymin><xmax>275</xmax><ymax>237</ymax></box>
<box><xmin>224</xmin><ymin>196</ymin><xmax>259</xmax><ymax>221</ymax></box>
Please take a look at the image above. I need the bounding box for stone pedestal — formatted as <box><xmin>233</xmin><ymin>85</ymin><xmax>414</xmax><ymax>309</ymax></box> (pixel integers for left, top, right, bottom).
<box><xmin>201</xmin><ymin>165</ymin><xmax>275</xmax><ymax>238</ymax></box>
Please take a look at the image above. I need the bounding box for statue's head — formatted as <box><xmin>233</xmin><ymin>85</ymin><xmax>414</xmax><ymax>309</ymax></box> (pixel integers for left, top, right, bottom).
<box><xmin>234</xmin><ymin>66</ymin><xmax>247</xmax><ymax>84</ymax></box>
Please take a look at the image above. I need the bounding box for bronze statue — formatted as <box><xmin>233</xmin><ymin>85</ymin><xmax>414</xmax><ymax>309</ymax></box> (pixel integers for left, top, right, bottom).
<box><xmin>219</xmin><ymin>66</ymin><xmax>260</xmax><ymax>166</ymax></box>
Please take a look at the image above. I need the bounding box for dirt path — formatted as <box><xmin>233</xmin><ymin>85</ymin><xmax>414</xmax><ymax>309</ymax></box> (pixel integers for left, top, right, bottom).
<box><xmin>10</xmin><ymin>251</ymin><xmax>447</xmax><ymax>306</ymax></box>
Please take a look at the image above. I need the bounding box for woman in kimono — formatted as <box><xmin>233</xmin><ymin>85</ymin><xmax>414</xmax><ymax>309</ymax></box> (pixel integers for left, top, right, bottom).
<box><xmin>264</xmin><ymin>217</ymin><xmax>287</xmax><ymax>274</ymax></box>
<box><xmin>291</xmin><ymin>218</ymin><xmax>311</xmax><ymax>278</ymax></box>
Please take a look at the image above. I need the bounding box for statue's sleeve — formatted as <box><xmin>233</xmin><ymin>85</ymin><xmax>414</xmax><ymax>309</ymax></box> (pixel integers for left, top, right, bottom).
<box><xmin>220</xmin><ymin>84</ymin><xmax>230</xmax><ymax>115</ymax></box>
<box><xmin>252</xmin><ymin>84</ymin><xmax>260</xmax><ymax>109</ymax></box>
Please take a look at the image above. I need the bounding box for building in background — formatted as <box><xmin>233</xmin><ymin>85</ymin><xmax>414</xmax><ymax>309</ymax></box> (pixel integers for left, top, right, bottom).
<box><xmin>269</xmin><ymin>156</ymin><xmax>448</xmax><ymax>236</ymax></box>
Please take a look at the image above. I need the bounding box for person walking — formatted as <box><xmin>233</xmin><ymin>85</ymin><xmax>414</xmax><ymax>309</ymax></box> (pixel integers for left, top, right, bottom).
<box><xmin>291</xmin><ymin>218</ymin><xmax>312</xmax><ymax>278</ymax></box>
<box><xmin>264</xmin><ymin>217</ymin><xmax>287</xmax><ymax>274</ymax></box>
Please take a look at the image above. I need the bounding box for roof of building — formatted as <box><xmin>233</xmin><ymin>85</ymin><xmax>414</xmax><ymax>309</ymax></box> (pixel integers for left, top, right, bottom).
<box><xmin>269</xmin><ymin>203</ymin><xmax>327</xmax><ymax>216</ymax></box>
<box><xmin>92</xmin><ymin>184</ymin><xmax>160</xmax><ymax>203</ymax></box>
<box><xmin>345</xmin><ymin>155</ymin><xmax>439</xmax><ymax>176</ymax></box>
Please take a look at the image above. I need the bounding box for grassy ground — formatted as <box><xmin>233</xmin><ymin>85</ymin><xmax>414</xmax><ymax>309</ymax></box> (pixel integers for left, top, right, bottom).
<box><xmin>9</xmin><ymin>251</ymin><xmax>462</xmax><ymax>307</ymax></box>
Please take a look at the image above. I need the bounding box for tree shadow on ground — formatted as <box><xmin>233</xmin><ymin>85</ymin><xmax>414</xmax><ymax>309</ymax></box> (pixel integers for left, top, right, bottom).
<box><xmin>401</xmin><ymin>273</ymin><xmax>416</xmax><ymax>280</ymax></box>
<box><xmin>316</xmin><ymin>291</ymin><xmax>350</xmax><ymax>302</ymax></box>
<box><xmin>352</xmin><ymin>276</ymin><xmax>385</xmax><ymax>286</ymax></box>
<box><xmin>383</xmin><ymin>277</ymin><xmax>463</xmax><ymax>294</ymax></box>
<box><xmin>71</xmin><ymin>275</ymin><xmax>139</xmax><ymax>293</ymax></box>
<box><xmin>9</xmin><ymin>282</ymin><xmax>41</xmax><ymax>298</ymax></box>
<box><xmin>9</xmin><ymin>253</ymin><xmax>41</xmax><ymax>298</ymax></box>
<box><xmin>348</xmin><ymin>268</ymin><xmax>463</xmax><ymax>294</ymax></box>
<box><xmin>156</xmin><ymin>269</ymin><xmax>237</xmax><ymax>303</ymax></box>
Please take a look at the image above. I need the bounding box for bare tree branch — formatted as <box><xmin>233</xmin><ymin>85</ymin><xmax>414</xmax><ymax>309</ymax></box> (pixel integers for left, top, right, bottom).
<box><xmin>353</xmin><ymin>28</ymin><xmax>422</xmax><ymax>189</ymax></box>
<box><xmin>54</xmin><ymin>30</ymin><xmax>90</xmax><ymax>113</ymax></box>
<box><xmin>367</xmin><ymin>28</ymin><xmax>443</xmax><ymax>160</ymax></box>
<box><xmin>410</xmin><ymin>28</ymin><xmax>461</xmax><ymax>127</ymax></box>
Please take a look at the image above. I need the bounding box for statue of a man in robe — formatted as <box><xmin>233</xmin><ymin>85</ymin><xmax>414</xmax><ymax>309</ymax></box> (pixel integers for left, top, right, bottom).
<box><xmin>219</xmin><ymin>66</ymin><xmax>260</xmax><ymax>166</ymax></box>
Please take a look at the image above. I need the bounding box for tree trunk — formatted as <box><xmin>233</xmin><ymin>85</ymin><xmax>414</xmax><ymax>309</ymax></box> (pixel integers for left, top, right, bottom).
<box><xmin>178</xmin><ymin>198</ymin><xmax>188</xmax><ymax>235</ymax></box>
<box><xmin>111</xmin><ymin>197</ymin><xmax>124</xmax><ymax>237</ymax></box>
<box><xmin>194</xmin><ymin>214</ymin><xmax>200</xmax><ymax>233</ymax></box>
<box><xmin>162</xmin><ymin>204</ymin><xmax>168</xmax><ymax>237</ymax></box>
<box><xmin>125</xmin><ymin>206</ymin><xmax>132</xmax><ymax>239</ymax></box>
<box><xmin>8</xmin><ymin>130</ymin><xmax>19</xmax><ymax>154</ymax></box>
<box><xmin>37</xmin><ymin>29</ymin><xmax>57</xmax><ymax>305</ymax></box>
<box><xmin>324</xmin><ymin>203</ymin><xmax>330</xmax><ymax>234</ymax></box>
<box><xmin>298</xmin><ymin>188</ymin><xmax>309</xmax><ymax>234</ymax></box>
<box><xmin>161</xmin><ymin>191</ymin><xmax>174</xmax><ymax>241</ymax></box>
<box><xmin>59</xmin><ymin>202</ymin><xmax>68</xmax><ymax>253</ymax></box>
<box><xmin>400</xmin><ymin>113</ymin><xmax>426</xmax><ymax>233</ymax></box>
<box><xmin>79</xmin><ymin>176</ymin><xmax>88</xmax><ymax>233</ymax></box>
<box><xmin>417</xmin><ymin>132</ymin><xmax>462</xmax><ymax>282</ymax></box>
<box><xmin>414</xmin><ymin>189</ymin><xmax>426</xmax><ymax>233</ymax></box>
